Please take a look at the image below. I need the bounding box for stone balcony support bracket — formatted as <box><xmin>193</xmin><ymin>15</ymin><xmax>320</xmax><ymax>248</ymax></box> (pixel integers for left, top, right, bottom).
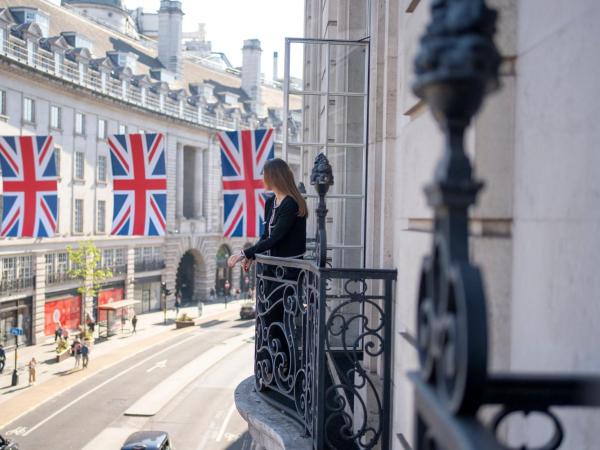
<box><xmin>234</xmin><ymin>377</ymin><xmax>311</xmax><ymax>450</ymax></box>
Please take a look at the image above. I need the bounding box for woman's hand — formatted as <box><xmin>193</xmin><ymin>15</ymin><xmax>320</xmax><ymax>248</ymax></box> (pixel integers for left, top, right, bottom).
<box><xmin>228</xmin><ymin>253</ymin><xmax>244</xmax><ymax>268</ymax></box>
<box><xmin>242</xmin><ymin>258</ymin><xmax>253</xmax><ymax>272</ymax></box>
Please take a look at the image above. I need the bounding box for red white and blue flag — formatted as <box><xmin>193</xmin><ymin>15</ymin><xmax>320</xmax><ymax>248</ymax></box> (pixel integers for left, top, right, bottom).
<box><xmin>108</xmin><ymin>133</ymin><xmax>167</xmax><ymax>236</ymax></box>
<box><xmin>218</xmin><ymin>129</ymin><xmax>274</xmax><ymax>238</ymax></box>
<box><xmin>0</xmin><ymin>135</ymin><xmax>58</xmax><ymax>238</ymax></box>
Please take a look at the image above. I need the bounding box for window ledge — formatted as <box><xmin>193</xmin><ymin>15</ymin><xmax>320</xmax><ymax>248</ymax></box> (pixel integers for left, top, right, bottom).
<box><xmin>234</xmin><ymin>377</ymin><xmax>311</xmax><ymax>450</ymax></box>
<box><xmin>73</xmin><ymin>179</ymin><xmax>86</xmax><ymax>185</ymax></box>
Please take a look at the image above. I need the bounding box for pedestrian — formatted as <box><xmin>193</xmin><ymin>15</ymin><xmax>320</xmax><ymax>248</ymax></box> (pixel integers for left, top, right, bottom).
<box><xmin>209</xmin><ymin>288</ymin><xmax>216</xmax><ymax>302</ymax></box>
<box><xmin>54</xmin><ymin>321</ymin><xmax>62</xmax><ymax>342</ymax></box>
<box><xmin>224</xmin><ymin>280</ymin><xmax>231</xmax><ymax>300</ymax></box>
<box><xmin>28</xmin><ymin>357</ymin><xmax>37</xmax><ymax>384</ymax></box>
<box><xmin>175</xmin><ymin>293</ymin><xmax>181</xmax><ymax>317</ymax></box>
<box><xmin>72</xmin><ymin>339</ymin><xmax>82</xmax><ymax>369</ymax></box>
<box><xmin>0</xmin><ymin>344</ymin><xmax>5</xmax><ymax>374</ymax></box>
<box><xmin>131</xmin><ymin>314</ymin><xmax>138</xmax><ymax>334</ymax></box>
<box><xmin>81</xmin><ymin>343</ymin><xmax>89</xmax><ymax>368</ymax></box>
<box><xmin>62</xmin><ymin>328</ymin><xmax>69</xmax><ymax>340</ymax></box>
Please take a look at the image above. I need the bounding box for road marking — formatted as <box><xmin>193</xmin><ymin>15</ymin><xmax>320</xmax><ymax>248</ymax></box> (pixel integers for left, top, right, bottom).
<box><xmin>124</xmin><ymin>331</ymin><xmax>253</xmax><ymax>417</ymax></box>
<box><xmin>215</xmin><ymin>403</ymin><xmax>237</xmax><ymax>442</ymax></box>
<box><xmin>5</xmin><ymin>426</ymin><xmax>28</xmax><ymax>436</ymax></box>
<box><xmin>22</xmin><ymin>333</ymin><xmax>200</xmax><ymax>437</ymax></box>
<box><xmin>146</xmin><ymin>359</ymin><xmax>167</xmax><ymax>373</ymax></box>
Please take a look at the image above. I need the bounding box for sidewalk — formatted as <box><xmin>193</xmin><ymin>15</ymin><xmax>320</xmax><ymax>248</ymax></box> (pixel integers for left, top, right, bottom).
<box><xmin>0</xmin><ymin>298</ymin><xmax>247</xmax><ymax>429</ymax></box>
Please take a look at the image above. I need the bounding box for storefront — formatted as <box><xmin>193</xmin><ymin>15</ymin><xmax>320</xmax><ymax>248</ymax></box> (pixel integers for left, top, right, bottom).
<box><xmin>44</xmin><ymin>294</ymin><xmax>82</xmax><ymax>336</ymax></box>
<box><xmin>134</xmin><ymin>277</ymin><xmax>161</xmax><ymax>314</ymax></box>
<box><xmin>0</xmin><ymin>297</ymin><xmax>33</xmax><ymax>348</ymax></box>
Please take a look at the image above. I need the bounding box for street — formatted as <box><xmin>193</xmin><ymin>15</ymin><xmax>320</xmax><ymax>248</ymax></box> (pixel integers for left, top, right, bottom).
<box><xmin>2</xmin><ymin>312</ymin><xmax>254</xmax><ymax>449</ymax></box>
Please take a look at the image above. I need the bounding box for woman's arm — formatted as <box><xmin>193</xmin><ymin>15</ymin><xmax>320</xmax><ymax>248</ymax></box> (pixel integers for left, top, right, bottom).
<box><xmin>228</xmin><ymin>196</ymin><xmax>274</xmax><ymax>267</ymax></box>
<box><xmin>243</xmin><ymin>199</ymin><xmax>299</xmax><ymax>259</ymax></box>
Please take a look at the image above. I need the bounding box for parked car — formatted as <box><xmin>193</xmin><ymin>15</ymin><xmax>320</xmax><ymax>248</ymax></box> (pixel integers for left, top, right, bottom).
<box><xmin>0</xmin><ymin>435</ymin><xmax>19</xmax><ymax>450</ymax></box>
<box><xmin>240</xmin><ymin>302</ymin><xmax>256</xmax><ymax>320</ymax></box>
<box><xmin>121</xmin><ymin>431</ymin><xmax>172</xmax><ymax>450</ymax></box>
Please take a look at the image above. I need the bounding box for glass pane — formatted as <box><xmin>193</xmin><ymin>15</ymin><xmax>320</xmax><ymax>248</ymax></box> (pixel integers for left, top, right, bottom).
<box><xmin>289</xmin><ymin>41</ymin><xmax>328</xmax><ymax>93</ymax></box>
<box><xmin>327</xmin><ymin>146</ymin><xmax>365</xmax><ymax>196</ymax></box>
<box><xmin>324</xmin><ymin>197</ymin><xmax>363</xmax><ymax>247</ymax></box>
<box><xmin>329</xmin><ymin>44</ymin><xmax>368</xmax><ymax>94</ymax></box>
<box><xmin>327</xmin><ymin>95</ymin><xmax>366</xmax><ymax>145</ymax></box>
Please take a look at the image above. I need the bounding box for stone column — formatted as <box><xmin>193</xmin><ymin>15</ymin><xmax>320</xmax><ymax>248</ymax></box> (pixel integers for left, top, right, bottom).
<box><xmin>126</xmin><ymin>246</ymin><xmax>135</xmax><ymax>301</ymax></box>
<box><xmin>194</xmin><ymin>148</ymin><xmax>204</xmax><ymax>219</ymax></box>
<box><xmin>33</xmin><ymin>252</ymin><xmax>46</xmax><ymax>345</ymax></box>
<box><xmin>176</xmin><ymin>143</ymin><xmax>184</xmax><ymax>219</ymax></box>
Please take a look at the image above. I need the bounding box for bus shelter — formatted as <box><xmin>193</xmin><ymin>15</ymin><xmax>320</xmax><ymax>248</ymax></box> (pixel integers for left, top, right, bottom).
<box><xmin>97</xmin><ymin>299</ymin><xmax>140</xmax><ymax>338</ymax></box>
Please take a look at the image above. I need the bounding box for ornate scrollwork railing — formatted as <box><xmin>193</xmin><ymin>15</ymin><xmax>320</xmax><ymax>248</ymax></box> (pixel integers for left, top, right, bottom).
<box><xmin>254</xmin><ymin>255</ymin><xmax>396</xmax><ymax>450</ymax></box>
<box><xmin>410</xmin><ymin>1</ymin><xmax>600</xmax><ymax>449</ymax></box>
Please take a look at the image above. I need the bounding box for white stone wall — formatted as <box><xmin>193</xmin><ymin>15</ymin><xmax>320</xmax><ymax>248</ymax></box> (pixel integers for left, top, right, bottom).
<box><xmin>508</xmin><ymin>1</ymin><xmax>600</xmax><ymax>447</ymax></box>
<box><xmin>305</xmin><ymin>0</ymin><xmax>600</xmax><ymax>448</ymax></box>
<box><xmin>0</xmin><ymin>55</ymin><xmax>235</xmax><ymax>340</ymax></box>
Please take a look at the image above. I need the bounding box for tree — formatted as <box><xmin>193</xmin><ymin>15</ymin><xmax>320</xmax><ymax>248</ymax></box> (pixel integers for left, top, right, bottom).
<box><xmin>67</xmin><ymin>240</ymin><xmax>113</xmax><ymax>302</ymax></box>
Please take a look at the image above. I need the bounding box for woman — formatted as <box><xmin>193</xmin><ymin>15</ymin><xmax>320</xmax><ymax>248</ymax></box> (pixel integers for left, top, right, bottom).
<box><xmin>28</xmin><ymin>357</ymin><xmax>37</xmax><ymax>385</ymax></box>
<box><xmin>228</xmin><ymin>158</ymin><xmax>307</xmax><ymax>269</ymax></box>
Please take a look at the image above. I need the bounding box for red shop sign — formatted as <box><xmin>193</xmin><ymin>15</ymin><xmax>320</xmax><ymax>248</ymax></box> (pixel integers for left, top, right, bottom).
<box><xmin>44</xmin><ymin>296</ymin><xmax>82</xmax><ymax>335</ymax></box>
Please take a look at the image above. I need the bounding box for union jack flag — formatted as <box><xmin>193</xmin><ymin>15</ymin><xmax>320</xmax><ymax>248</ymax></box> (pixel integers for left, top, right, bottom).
<box><xmin>108</xmin><ymin>133</ymin><xmax>167</xmax><ymax>236</ymax></box>
<box><xmin>218</xmin><ymin>129</ymin><xmax>274</xmax><ymax>237</ymax></box>
<box><xmin>0</xmin><ymin>135</ymin><xmax>58</xmax><ymax>237</ymax></box>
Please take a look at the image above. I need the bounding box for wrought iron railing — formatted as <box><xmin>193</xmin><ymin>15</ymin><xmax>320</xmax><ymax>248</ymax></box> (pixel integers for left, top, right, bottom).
<box><xmin>46</xmin><ymin>271</ymin><xmax>78</xmax><ymax>286</ymax></box>
<box><xmin>253</xmin><ymin>154</ymin><xmax>396</xmax><ymax>449</ymax></box>
<box><xmin>134</xmin><ymin>259</ymin><xmax>166</xmax><ymax>272</ymax></box>
<box><xmin>409</xmin><ymin>1</ymin><xmax>600</xmax><ymax>449</ymax></box>
<box><xmin>0</xmin><ymin>276</ymin><xmax>35</xmax><ymax>296</ymax></box>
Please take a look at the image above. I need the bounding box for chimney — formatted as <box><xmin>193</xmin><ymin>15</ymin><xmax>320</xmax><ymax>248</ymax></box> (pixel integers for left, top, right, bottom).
<box><xmin>241</xmin><ymin>39</ymin><xmax>262</xmax><ymax>114</ymax></box>
<box><xmin>158</xmin><ymin>0</ymin><xmax>183</xmax><ymax>79</ymax></box>
<box><xmin>272</xmin><ymin>51</ymin><xmax>278</xmax><ymax>82</ymax></box>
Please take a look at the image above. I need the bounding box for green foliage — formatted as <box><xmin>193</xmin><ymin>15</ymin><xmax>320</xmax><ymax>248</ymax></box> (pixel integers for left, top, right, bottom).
<box><xmin>67</xmin><ymin>240</ymin><xmax>113</xmax><ymax>299</ymax></box>
<box><xmin>177</xmin><ymin>313</ymin><xmax>193</xmax><ymax>322</ymax></box>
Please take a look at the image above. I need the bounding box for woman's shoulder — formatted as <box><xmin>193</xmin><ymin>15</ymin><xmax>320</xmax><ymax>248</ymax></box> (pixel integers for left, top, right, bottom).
<box><xmin>280</xmin><ymin>196</ymin><xmax>299</xmax><ymax>211</ymax></box>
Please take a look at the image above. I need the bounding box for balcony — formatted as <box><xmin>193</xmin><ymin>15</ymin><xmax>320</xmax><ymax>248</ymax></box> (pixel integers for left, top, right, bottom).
<box><xmin>235</xmin><ymin>154</ymin><xmax>396</xmax><ymax>450</ymax></box>
<box><xmin>111</xmin><ymin>264</ymin><xmax>128</xmax><ymax>276</ymax></box>
<box><xmin>46</xmin><ymin>271</ymin><xmax>78</xmax><ymax>287</ymax></box>
<box><xmin>134</xmin><ymin>260</ymin><xmax>166</xmax><ymax>273</ymax></box>
<box><xmin>0</xmin><ymin>276</ymin><xmax>35</xmax><ymax>296</ymax></box>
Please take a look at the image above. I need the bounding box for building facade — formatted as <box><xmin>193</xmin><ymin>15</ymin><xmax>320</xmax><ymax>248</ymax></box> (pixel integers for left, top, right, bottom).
<box><xmin>0</xmin><ymin>0</ymin><xmax>298</xmax><ymax>349</ymax></box>
<box><xmin>295</xmin><ymin>0</ymin><xmax>600</xmax><ymax>448</ymax></box>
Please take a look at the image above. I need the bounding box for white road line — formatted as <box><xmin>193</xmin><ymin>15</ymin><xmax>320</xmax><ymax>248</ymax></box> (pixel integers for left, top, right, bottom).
<box><xmin>215</xmin><ymin>403</ymin><xmax>237</xmax><ymax>442</ymax></box>
<box><xmin>22</xmin><ymin>333</ymin><xmax>200</xmax><ymax>437</ymax></box>
<box><xmin>124</xmin><ymin>331</ymin><xmax>253</xmax><ymax>417</ymax></box>
<box><xmin>146</xmin><ymin>359</ymin><xmax>168</xmax><ymax>373</ymax></box>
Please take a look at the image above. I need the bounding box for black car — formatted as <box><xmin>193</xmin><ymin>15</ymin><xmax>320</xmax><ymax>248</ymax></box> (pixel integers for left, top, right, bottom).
<box><xmin>0</xmin><ymin>435</ymin><xmax>19</xmax><ymax>450</ymax></box>
<box><xmin>240</xmin><ymin>302</ymin><xmax>256</xmax><ymax>320</ymax></box>
<box><xmin>121</xmin><ymin>431</ymin><xmax>172</xmax><ymax>450</ymax></box>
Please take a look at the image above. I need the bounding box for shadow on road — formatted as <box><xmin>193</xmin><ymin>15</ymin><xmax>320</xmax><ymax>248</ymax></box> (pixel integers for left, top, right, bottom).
<box><xmin>226</xmin><ymin>431</ymin><xmax>253</xmax><ymax>450</ymax></box>
<box><xmin>231</xmin><ymin>321</ymin><xmax>255</xmax><ymax>329</ymax></box>
<box><xmin>1</xmin><ymin>384</ymin><xmax>30</xmax><ymax>395</ymax></box>
<box><xmin>199</xmin><ymin>320</ymin><xmax>226</xmax><ymax>328</ymax></box>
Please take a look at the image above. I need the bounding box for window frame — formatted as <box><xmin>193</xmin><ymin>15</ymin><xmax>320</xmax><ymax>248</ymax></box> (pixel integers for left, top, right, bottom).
<box><xmin>97</xmin><ymin>118</ymin><xmax>107</xmax><ymax>140</ymax></box>
<box><xmin>97</xmin><ymin>155</ymin><xmax>107</xmax><ymax>183</ymax></box>
<box><xmin>0</xmin><ymin>89</ymin><xmax>6</xmax><ymax>117</ymax></box>
<box><xmin>74</xmin><ymin>151</ymin><xmax>85</xmax><ymax>181</ymax></box>
<box><xmin>73</xmin><ymin>198</ymin><xmax>84</xmax><ymax>234</ymax></box>
<box><xmin>50</xmin><ymin>105</ymin><xmax>62</xmax><ymax>130</ymax></box>
<box><xmin>75</xmin><ymin>111</ymin><xmax>86</xmax><ymax>136</ymax></box>
<box><xmin>96</xmin><ymin>199</ymin><xmax>106</xmax><ymax>234</ymax></box>
<box><xmin>22</xmin><ymin>96</ymin><xmax>35</xmax><ymax>124</ymax></box>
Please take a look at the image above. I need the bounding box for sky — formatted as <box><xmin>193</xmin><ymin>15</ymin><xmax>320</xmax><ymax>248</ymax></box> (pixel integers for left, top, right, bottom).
<box><xmin>125</xmin><ymin>0</ymin><xmax>305</xmax><ymax>80</ymax></box>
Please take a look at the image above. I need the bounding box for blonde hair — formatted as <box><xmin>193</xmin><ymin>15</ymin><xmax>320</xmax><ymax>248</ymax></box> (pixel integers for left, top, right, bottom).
<box><xmin>263</xmin><ymin>158</ymin><xmax>308</xmax><ymax>217</ymax></box>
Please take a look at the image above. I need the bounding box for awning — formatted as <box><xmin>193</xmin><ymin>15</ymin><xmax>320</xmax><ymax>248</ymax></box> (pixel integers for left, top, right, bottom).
<box><xmin>98</xmin><ymin>299</ymin><xmax>140</xmax><ymax>311</ymax></box>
